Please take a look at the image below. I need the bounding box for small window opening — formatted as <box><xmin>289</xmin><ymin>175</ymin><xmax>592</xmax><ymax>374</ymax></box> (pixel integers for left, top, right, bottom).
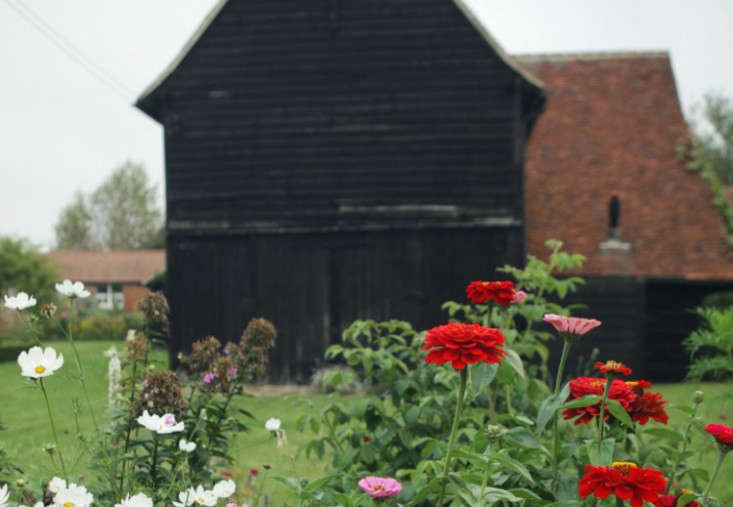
<box><xmin>609</xmin><ymin>196</ymin><xmax>620</xmax><ymax>239</ymax></box>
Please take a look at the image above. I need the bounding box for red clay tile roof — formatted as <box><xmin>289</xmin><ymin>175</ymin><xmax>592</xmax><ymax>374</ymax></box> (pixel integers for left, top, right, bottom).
<box><xmin>46</xmin><ymin>250</ymin><xmax>165</xmax><ymax>284</ymax></box>
<box><xmin>517</xmin><ymin>52</ymin><xmax>733</xmax><ymax>280</ymax></box>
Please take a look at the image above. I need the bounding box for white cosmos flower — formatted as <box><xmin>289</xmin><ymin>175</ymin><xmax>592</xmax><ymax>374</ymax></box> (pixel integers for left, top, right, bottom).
<box><xmin>172</xmin><ymin>488</ymin><xmax>195</xmax><ymax>507</ymax></box>
<box><xmin>55</xmin><ymin>279</ymin><xmax>90</xmax><ymax>298</ymax></box>
<box><xmin>136</xmin><ymin>410</ymin><xmax>184</xmax><ymax>434</ymax></box>
<box><xmin>179</xmin><ymin>438</ymin><xmax>196</xmax><ymax>452</ymax></box>
<box><xmin>4</xmin><ymin>292</ymin><xmax>37</xmax><ymax>310</ymax></box>
<box><xmin>212</xmin><ymin>479</ymin><xmax>236</xmax><ymax>498</ymax></box>
<box><xmin>17</xmin><ymin>346</ymin><xmax>64</xmax><ymax>378</ymax></box>
<box><xmin>265</xmin><ymin>417</ymin><xmax>281</xmax><ymax>431</ymax></box>
<box><xmin>0</xmin><ymin>483</ymin><xmax>8</xmax><ymax>507</ymax></box>
<box><xmin>189</xmin><ymin>485</ymin><xmax>217</xmax><ymax>506</ymax></box>
<box><xmin>53</xmin><ymin>482</ymin><xmax>93</xmax><ymax>507</ymax></box>
<box><xmin>114</xmin><ymin>492</ymin><xmax>153</xmax><ymax>507</ymax></box>
<box><xmin>48</xmin><ymin>477</ymin><xmax>67</xmax><ymax>494</ymax></box>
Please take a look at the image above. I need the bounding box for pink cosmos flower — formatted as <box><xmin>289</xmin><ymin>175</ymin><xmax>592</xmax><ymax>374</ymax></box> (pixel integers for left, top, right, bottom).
<box><xmin>227</xmin><ymin>368</ymin><xmax>238</xmax><ymax>377</ymax></box>
<box><xmin>543</xmin><ymin>314</ymin><xmax>601</xmax><ymax>336</ymax></box>
<box><xmin>358</xmin><ymin>476</ymin><xmax>402</xmax><ymax>499</ymax></box>
<box><xmin>203</xmin><ymin>373</ymin><xmax>215</xmax><ymax>383</ymax></box>
<box><xmin>512</xmin><ymin>290</ymin><xmax>528</xmax><ymax>303</ymax></box>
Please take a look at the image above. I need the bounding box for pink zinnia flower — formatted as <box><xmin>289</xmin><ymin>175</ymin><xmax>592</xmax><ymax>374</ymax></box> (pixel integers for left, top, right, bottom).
<box><xmin>203</xmin><ymin>373</ymin><xmax>215</xmax><ymax>383</ymax></box>
<box><xmin>543</xmin><ymin>314</ymin><xmax>601</xmax><ymax>336</ymax></box>
<box><xmin>358</xmin><ymin>476</ymin><xmax>402</xmax><ymax>499</ymax></box>
<box><xmin>512</xmin><ymin>290</ymin><xmax>528</xmax><ymax>303</ymax></box>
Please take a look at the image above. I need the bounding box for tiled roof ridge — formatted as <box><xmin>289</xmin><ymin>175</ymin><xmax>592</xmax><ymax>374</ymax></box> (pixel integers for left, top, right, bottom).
<box><xmin>513</xmin><ymin>50</ymin><xmax>669</xmax><ymax>63</ymax></box>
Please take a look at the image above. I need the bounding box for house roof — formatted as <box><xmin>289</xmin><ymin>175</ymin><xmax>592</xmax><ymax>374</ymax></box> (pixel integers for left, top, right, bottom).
<box><xmin>46</xmin><ymin>250</ymin><xmax>166</xmax><ymax>284</ymax></box>
<box><xmin>519</xmin><ymin>52</ymin><xmax>733</xmax><ymax>280</ymax></box>
<box><xmin>135</xmin><ymin>0</ymin><xmax>544</xmax><ymax>113</ymax></box>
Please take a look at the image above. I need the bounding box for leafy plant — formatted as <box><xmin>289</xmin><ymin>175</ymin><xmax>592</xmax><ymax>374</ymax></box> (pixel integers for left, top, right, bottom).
<box><xmin>684</xmin><ymin>306</ymin><xmax>733</xmax><ymax>380</ymax></box>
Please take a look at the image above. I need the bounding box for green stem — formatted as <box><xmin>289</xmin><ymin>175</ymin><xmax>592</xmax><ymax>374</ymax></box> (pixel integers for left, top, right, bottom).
<box><xmin>437</xmin><ymin>368</ymin><xmax>468</xmax><ymax>507</ymax></box>
<box><xmin>39</xmin><ymin>378</ymin><xmax>68</xmax><ymax>479</ymax></box>
<box><xmin>702</xmin><ymin>449</ymin><xmax>727</xmax><ymax>502</ymax></box>
<box><xmin>119</xmin><ymin>360</ymin><xmax>140</xmax><ymax>495</ymax></box>
<box><xmin>66</xmin><ymin>301</ymin><xmax>99</xmax><ymax>431</ymax></box>
<box><xmin>666</xmin><ymin>400</ymin><xmax>701</xmax><ymax>494</ymax></box>
<box><xmin>552</xmin><ymin>339</ymin><xmax>572</xmax><ymax>494</ymax></box>
<box><xmin>598</xmin><ymin>375</ymin><xmax>613</xmax><ymax>446</ymax></box>
<box><xmin>478</xmin><ymin>443</ymin><xmax>493</xmax><ymax>500</ymax></box>
<box><xmin>151</xmin><ymin>433</ymin><xmax>160</xmax><ymax>490</ymax></box>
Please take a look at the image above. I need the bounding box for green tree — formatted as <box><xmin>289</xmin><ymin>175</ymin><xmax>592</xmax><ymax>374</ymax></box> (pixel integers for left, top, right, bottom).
<box><xmin>679</xmin><ymin>92</ymin><xmax>733</xmax><ymax>253</ymax></box>
<box><xmin>54</xmin><ymin>161</ymin><xmax>163</xmax><ymax>250</ymax></box>
<box><xmin>0</xmin><ymin>236</ymin><xmax>58</xmax><ymax>303</ymax></box>
<box><xmin>54</xmin><ymin>191</ymin><xmax>94</xmax><ymax>249</ymax></box>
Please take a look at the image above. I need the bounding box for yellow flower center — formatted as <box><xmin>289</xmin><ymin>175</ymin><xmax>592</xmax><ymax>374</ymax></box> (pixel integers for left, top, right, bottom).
<box><xmin>199</xmin><ymin>497</ymin><xmax>205</xmax><ymax>503</ymax></box>
<box><xmin>626</xmin><ymin>381</ymin><xmax>639</xmax><ymax>387</ymax></box>
<box><xmin>64</xmin><ymin>503</ymin><xmax>74</xmax><ymax>507</ymax></box>
<box><xmin>35</xmin><ymin>365</ymin><xmax>46</xmax><ymax>374</ymax></box>
<box><xmin>611</xmin><ymin>461</ymin><xmax>638</xmax><ymax>474</ymax></box>
<box><xmin>680</xmin><ymin>488</ymin><xmax>695</xmax><ymax>495</ymax></box>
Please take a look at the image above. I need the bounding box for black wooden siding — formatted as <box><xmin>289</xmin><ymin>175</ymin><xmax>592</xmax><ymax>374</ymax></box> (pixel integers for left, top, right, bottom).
<box><xmin>139</xmin><ymin>0</ymin><xmax>544</xmax><ymax>377</ymax></box>
<box><xmin>141</xmin><ymin>0</ymin><xmax>540</xmax><ymax>231</ymax></box>
<box><xmin>168</xmin><ymin>228</ymin><xmax>523</xmax><ymax>382</ymax></box>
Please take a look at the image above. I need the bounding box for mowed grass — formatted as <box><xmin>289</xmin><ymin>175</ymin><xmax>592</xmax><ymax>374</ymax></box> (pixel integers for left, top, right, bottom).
<box><xmin>1</xmin><ymin>341</ymin><xmax>731</xmax><ymax>503</ymax></box>
<box><xmin>0</xmin><ymin>341</ymin><xmax>340</xmax><ymax>503</ymax></box>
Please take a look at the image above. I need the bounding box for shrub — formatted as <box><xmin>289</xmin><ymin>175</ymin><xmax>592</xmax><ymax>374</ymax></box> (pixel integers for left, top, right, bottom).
<box><xmin>684</xmin><ymin>305</ymin><xmax>733</xmax><ymax>380</ymax></box>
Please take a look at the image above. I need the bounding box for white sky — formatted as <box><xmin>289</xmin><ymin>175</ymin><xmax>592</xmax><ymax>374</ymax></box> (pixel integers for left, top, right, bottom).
<box><xmin>1</xmin><ymin>0</ymin><xmax>732</xmax><ymax>248</ymax></box>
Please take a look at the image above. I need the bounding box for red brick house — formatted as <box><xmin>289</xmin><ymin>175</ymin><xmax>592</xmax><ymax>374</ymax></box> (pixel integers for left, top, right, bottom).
<box><xmin>518</xmin><ymin>52</ymin><xmax>733</xmax><ymax>379</ymax></box>
<box><xmin>46</xmin><ymin>250</ymin><xmax>165</xmax><ymax>313</ymax></box>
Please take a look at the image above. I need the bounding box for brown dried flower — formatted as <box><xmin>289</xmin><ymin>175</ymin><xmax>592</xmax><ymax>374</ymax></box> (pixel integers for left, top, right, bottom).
<box><xmin>138</xmin><ymin>291</ymin><xmax>170</xmax><ymax>337</ymax></box>
<box><xmin>132</xmin><ymin>370</ymin><xmax>187</xmax><ymax>418</ymax></box>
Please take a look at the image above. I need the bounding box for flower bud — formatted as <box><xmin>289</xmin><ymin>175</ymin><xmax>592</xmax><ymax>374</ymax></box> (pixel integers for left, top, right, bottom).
<box><xmin>44</xmin><ymin>443</ymin><xmax>56</xmax><ymax>455</ymax></box>
<box><xmin>486</xmin><ymin>424</ymin><xmax>504</xmax><ymax>440</ymax></box>
<box><xmin>693</xmin><ymin>390</ymin><xmax>704</xmax><ymax>405</ymax></box>
<box><xmin>40</xmin><ymin>303</ymin><xmax>57</xmax><ymax>318</ymax></box>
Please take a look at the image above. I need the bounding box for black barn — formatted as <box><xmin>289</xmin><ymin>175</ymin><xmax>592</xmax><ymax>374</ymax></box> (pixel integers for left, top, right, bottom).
<box><xmin>136</xmin><ymin>0</ymin><xmax>545</xmax><ymax>380</ymax></box>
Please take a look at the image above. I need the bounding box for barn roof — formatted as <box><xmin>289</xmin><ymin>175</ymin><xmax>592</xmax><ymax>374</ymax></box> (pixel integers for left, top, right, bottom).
<box><xmin>135</xmin><ymin>0</ymin><xmax>544</xmax><ymax>113</ymax></box>
<box><xmin>46</xmin><ymin>250</ymin><xmax>166</xmax><ymax>284</ymax></box>
<box><xmin>519</xmin><ymin>51</ymin><xmax>733</xmax><ymax>280</ymax></box>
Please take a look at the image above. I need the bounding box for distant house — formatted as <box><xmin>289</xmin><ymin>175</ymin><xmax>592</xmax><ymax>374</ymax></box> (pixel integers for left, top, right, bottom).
<box><xmin>136</xmin><ymin>0</ymin><xmax>731</xmax><ymax>380</ymax></box>
<box><xmin>46</xmin><ymin>250</ymin><xmax>165</xmax><ymax>312</ymax></box>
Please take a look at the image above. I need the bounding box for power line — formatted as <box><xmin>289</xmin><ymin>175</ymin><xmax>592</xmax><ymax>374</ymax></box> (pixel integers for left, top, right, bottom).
<box><xmin>2</xmin><ymin>0</ymin><xmax>136</xmax><ymax>100</ymax></box>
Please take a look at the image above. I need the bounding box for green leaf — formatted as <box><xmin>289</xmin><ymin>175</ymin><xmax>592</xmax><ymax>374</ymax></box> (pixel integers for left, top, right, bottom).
<box><xmin>606</xmin><ymin>398</ymin><xmax>633</xmax><ymax>427</ymax></box>
<box><xmin>561</xmin><ymin>395</ymin><xmax>601</xmax><ymax>409</ymax></box>
<box><xmin>536</xmin><ymin>382</ymin><xmax>570</xmax><ymax>434</ymax></box>
<box><xmin>470</xmin><ymin>363</ymin><xmax>498</xmax><ymax>398</ymax></box>
<box><xmin>504</xmin><ymin>348</ymin><xmax>526</xmax><ymax>379</ymax></box>
<box><xmin>642</xmin><ymin>427</ymin><xmax>685</xmax><ymax>444</ymax></box>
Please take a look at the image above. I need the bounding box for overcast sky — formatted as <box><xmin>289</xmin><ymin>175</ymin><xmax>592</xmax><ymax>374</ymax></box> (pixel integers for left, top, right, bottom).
<box><xmin>2</xmin><ymin>0</ymin><xmax>732</xmax><ymax>248</ymax></box>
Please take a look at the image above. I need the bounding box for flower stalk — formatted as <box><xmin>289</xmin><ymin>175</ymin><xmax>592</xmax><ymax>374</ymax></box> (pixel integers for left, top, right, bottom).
<box><xmin>597</xmin><ymin>374</ymin><xmax>613</xmax><ymax>445</ymax></box>
<box><xmin>702</xmin><ymin>449</ymin><xmax>726</xmax><ymax>502</ymax></box>
<box><xmin>552</xmin><ymin>338</ymin><xmax>572</xmax><ymax>492</ymax></box>
<box><xmin>39</xmin><ymin>378</ymin><xmax>68</xmax><ymax>479</ymax></box>
<box><xmin>437</xmin><ymin>368</ymin><xmax>468</xmax><ymax>507</ymax></box>
<box><xmin>666</xmin><ymin>393</ymin><xmax>703</xmax><ymax>493</ymax></box>
<box><xmin>65</xmin><ymin>300</ymin><xmax>99</xmax><ymax>431</ymax></box>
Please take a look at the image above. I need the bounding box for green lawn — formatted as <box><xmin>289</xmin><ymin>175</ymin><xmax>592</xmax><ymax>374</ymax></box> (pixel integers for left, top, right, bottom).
<box><xmin>1</xmin><ymin>341</ymin><xmax>731</xmax><ymax>504</ymax></box>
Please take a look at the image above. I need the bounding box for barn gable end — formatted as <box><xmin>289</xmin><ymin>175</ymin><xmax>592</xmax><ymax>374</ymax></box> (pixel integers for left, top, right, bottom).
<box><xmin>136</xmin><ymin>0</ymin><xmax>544</xmax><ymax>379</ymax></box>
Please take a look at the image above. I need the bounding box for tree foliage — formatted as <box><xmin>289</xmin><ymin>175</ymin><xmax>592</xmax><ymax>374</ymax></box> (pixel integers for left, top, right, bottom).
<box><xmin>0</xmin><ymin>236</ymin><xmax>58</xmax><ymax>303</ymax></box>
<box><xmin>678</xmin><ymin>92</ymin><xmax>733</xmax><ymax>254</ymax></box>
<box><xmin>54</xmin><ymin>161</ymin><xmax>164</xmax><ymax>250</ymax></box>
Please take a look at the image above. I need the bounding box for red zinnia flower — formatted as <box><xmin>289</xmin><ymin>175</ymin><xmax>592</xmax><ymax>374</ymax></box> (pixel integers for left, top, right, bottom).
<box><xmin>466</xmin><ymin>280</ymin><xmax>516</xmax><ymax>306</ymax></box>
<box><xmin>563</xmin><ymin>377</ymin><xmax>636</xmax><ymax>425</ymax></box>
<box><xmin>580</xmin><ymin>462</ymin><xmax>667</xmax><ymax>507</ymax></box>
<box><xmin>705</xmin><ymin>423</ymin><xmax>733</xmax><ymax>446</ymax></box>
<box><xmin>423</xmin><ymin>323</ymin><xmax>505</xmax><ymax>370</ymax></box>
<box><xmin>249</xmin><ymin>468</ymin><xmax>258</xmax><ymax>476</ymax></box>
<box><xmin>362</xmin><ymin>435</ymin><xmax>371</xmax><ymax>443</ymax></box>
<box><xmin>595</xmin><ymin>360</ymin><xmax>632</xmax><ymax>377</ymax></box>
<box><xmin>628</xmin><ymin>391</ymin><xmax>669</xmax><ymax>425</ymax></box>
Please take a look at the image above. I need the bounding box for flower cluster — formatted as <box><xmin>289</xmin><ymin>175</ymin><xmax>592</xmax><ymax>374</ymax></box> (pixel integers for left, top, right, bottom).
<box><xmin>580</xmin><ymin>462</ymin><xmax>667</xmax><ymax>507</ymax></box>
<box><xmin>563</xmin><ymin>377</ymin><xmax>668</xmax><ymax>426</ymax></box>
<box><xmin>132</xmin><ymin>370</ymin><xmax>188</xmax><ymax>418</ymax></box>
<box><xmin>137</xmin><ymin>291</ymin><xmax>170</xmax><ymax>337</ymax></box>
<box><xmin>466</xmin><ymin>280</ymin><xmax>517</xmax><ymax>306</ymax></box>
<box><xmin>4</xmin><ymin>292</ymin><xmax>37</xmax><ymax>310</ymax></box>
<box><xmin>423</xmin><ymin>323</ymin><xmax>505</xmax><ymax>370</ymax></box>
<box><xmin>173</xmin><ymin>480</ymin><xmax>235</xmax><ymax>506</ymax></box>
